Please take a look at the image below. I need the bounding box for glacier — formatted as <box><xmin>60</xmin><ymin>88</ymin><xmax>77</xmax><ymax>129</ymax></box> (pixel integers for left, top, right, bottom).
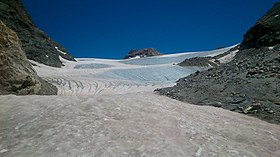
<box><xmin>0</xmin><ymin>46</ymin><xmax>279</xmax><ymax>157</ymax></box>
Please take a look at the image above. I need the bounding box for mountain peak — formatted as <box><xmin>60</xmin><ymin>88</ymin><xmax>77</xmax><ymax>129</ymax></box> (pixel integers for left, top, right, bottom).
<box><xmin>124</xmin><ymin>48</ymin><xmax>161</xmax><ymax>59</ymax></box>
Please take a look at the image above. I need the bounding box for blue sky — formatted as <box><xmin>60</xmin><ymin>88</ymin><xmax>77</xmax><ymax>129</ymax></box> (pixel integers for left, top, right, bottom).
<box><xmin>21</xmin><ymin>0</ymin><xmax>278</xmax><ymax>59</ymax></box>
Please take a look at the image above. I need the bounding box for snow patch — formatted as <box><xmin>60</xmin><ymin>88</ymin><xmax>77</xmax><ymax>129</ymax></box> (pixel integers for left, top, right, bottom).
<box><xmin>268</xmin><ymin>46</ymin><xmax>274</xmax><ymax>50</ymax></box>
<box><xmin>209</xmin><ymin>59</ymin><xmax>219</xmax><ymax>66</ymax></box>
<box><xmin>46</xmin><ymin>55</ymin><xmax>49</xmax><ymax>58</ymax></box>
<box><xmin>218</xmin><ymin>50</ymin><xmax>239</xmax><ymax>64</ymax></box>
<box><xmin>58</xmin><ymin>56</ymin><xmax>76</xmax><ymax>68</ymax></box>
<box><xmin>275</xmin><ymin>14</ymin><xmax>279</xmax><ymax>17</ymax></box>
<box><xmin>55</xmin><ymin>46</ymin><xmax>67</xmax><ymax>55</ymax></box>
<box><xmin>126</xmin><ymin>56</ymin><xmax>141</xmax><ymax>60</ymax></box>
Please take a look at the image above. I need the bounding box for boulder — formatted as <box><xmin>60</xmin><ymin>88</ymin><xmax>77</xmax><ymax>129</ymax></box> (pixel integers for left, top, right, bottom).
<box><xmin>0</xmin><ymin>20</ymin><xmax>57</xmax><ymax>95</ymax></box>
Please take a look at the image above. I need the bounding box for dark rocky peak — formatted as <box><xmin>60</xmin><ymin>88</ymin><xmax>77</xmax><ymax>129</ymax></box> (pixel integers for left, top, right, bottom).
<box><xmin>0</xmin><ymin>0</ymin><xmax>75</xmax><ymax>67</ymax></box>
<box><xmin>240</xmin><ymin>2</ymin><xmax>280</xmax><ymax>49</ymax></box>
<box><xmin>124</xmin><ymin>48</ymin><xmax>161</xmax><ymax>59</ymax></box>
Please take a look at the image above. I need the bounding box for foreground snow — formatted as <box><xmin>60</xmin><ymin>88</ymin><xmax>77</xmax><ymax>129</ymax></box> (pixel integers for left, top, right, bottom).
<box><xmin>0</xmin><ymin>93</ymin><xmax>280</xmax><ymax>157</ymax></box>
<box><xmin>0</xmin><ymin>46</ymin><xmax>280</xmax><ymax>157</ymax></box>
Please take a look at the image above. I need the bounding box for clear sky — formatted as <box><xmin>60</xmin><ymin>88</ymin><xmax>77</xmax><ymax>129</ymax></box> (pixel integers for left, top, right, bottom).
<box><xmin>21</xmin><ymin>0</ymin><xmax>278</xmax><ymax>59</ymax></box>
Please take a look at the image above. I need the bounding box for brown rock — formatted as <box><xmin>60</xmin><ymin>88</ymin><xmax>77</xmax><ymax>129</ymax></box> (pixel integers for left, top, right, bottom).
<box><xmin>0</xmin><ymin>0</ymin><xmax>75</xmax><ymax>67</ymax></box>
<box><xmin>0</xmin><ymin>20</ymin><xmax>57</xmax><ymax>95</ymax></box>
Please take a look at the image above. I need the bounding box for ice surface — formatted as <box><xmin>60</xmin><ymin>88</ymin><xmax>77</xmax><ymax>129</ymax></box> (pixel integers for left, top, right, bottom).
<box><xmin>120</xmin><ymin>47</ymin><xmax>232</xmax><ymax>66</ymax></box>
<box><xmin>74</xmin><ymin>63</ymin><xmax>113</xmax><ymax>69</ymax></box>
<box><xmin>28</xmin><ymin>46</ymin><xmax>238</xmax><ymax>96</ymax></box>
<box><xmin>95</xmin><ymin>65</ymin><xmax>206</xmax><ymax>83</ymax></box>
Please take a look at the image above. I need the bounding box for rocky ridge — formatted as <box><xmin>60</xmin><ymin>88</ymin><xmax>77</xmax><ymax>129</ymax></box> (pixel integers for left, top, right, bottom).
<box><xmin>178</xmin><ymin>45</ymin><xmax>239</xmax><ymax>67</ymax></box>
<box><xmin>178</xmin><ymin>56</ymin><xmax>219</xmax><ymax>67</ymax></box>
<box><xmin>0</xmin><ymin>0</ymin><xmax>75</xmax><ymax>67</ymax></box>
<box><xmin>124</xmin><ymin>48</ymin><xmax>161</xmax><ymax>59</ymax></box>
<box><xmin>0</xmin><ymin>20</ymin><xmax>57</xmax><ymax>95</ymax></box>
<box><xmin>156</xmin><ymin>3</ymin><xmax>280</xmax><ymax>124</ymax></box>
<box><xmin>241</xmin><ymin>3</ymin><xmax>280</xmax><ymax>49</ymax></box>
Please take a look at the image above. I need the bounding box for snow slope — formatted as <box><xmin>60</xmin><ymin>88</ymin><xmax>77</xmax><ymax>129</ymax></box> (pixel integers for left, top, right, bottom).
<box><xmin>0</xmin><ymin>46</ymin><xmax>280</xmax><ymax>157</ymax></box>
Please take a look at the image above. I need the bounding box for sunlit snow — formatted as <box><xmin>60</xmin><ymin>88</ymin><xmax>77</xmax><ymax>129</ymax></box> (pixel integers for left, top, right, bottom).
<box><xmin>1</xmin><ymin>45</ymin><xmax>280</xmax><ymax>156</ymax></box>
<box><xmin>55</xmin><ymin>46</ymin><xmax>67</xmax><ymax>55</ymax></box>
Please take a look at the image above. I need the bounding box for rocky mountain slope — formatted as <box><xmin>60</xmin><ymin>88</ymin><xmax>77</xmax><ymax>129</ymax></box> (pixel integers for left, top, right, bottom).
<box><xmin>156</xmin><ymin>3</ymin><xmax>280</xmax><ymax>124</ymax></box>
<box><xmin>0</xmin><ymin>20</ymin><xmax>57</xmax><ymax>95</ymax></box>
<box><xmin>178</xmin><ymin>45</ymin><xmax>239</xmax><ymax>67</ymax></box>
<box><xmin>0</xmin><ymin>0</ymin><xmax>75</xmax><ymax>67</ymax></box>
<box><xmin>124</xmin><ymin>48</ymin><xmax>161</xmax><ymax>59</ymax></box>
<box><xmin>240</xmin><ymin>3</ymin><xmax>280</xmax><ymax>49</ymax></box>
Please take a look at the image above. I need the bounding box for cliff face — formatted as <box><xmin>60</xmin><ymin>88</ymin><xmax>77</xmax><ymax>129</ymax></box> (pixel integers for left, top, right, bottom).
<box><xmin>240</xmin><ymin>2</ymin><xmax>280</xmax><ymax>49</ymax></box>
<box><xmin>0</xmin><ymin>0</ymin><xmax>75</xmax><ymax>67</ymax></box>
<box><xmin>124</xmin><ymin>48</ymin><xmax>161</xmax><ymax>59</ymax></box>
<box><xmin>0</xmin><ymin>20</ymin><xmax>57</xmax><ymax>95</ymax></box>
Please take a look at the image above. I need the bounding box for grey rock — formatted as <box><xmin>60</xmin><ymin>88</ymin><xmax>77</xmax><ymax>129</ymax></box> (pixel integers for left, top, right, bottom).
<box><xmin>240</xmin><ymin>2</ymin><xmax>280</xmax><ymax>49</ymax></box>
<box><xmin>124</xmin><ymin>48</ymin><xmax>161</xmax><ymax>59</ymax></box>
<box><xmin>178</xmin><ymin>45</ymin><xmax>239</xmax><ymax>67</ymax></box>
<box><xmin>178</xmin><ymin>56</ymin><xmax>219</xmax><ymax>67</ymax></box>
<box><xmin>0</xmin><ymin>0</ymin><xmax>75</xmax><ymax>67</ymax></box>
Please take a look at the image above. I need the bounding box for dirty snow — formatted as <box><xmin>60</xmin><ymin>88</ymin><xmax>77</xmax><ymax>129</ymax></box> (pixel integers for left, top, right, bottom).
<box><xmin>218</xmin><ymin>50</ymin><xmax>239</xmax><ymax>64</ymax></box>
<box><xmin>1</xmin><ymin>46</ymin><xmax>280</xmax><ymax>157</ymax></box>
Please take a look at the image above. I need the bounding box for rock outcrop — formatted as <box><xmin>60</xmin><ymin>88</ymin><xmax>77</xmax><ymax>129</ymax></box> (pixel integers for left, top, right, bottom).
<box><xmin>178</xmin><ymin>56</ymin><xmax>219</xmax><ymax>67</ymax></box>
<box><xmin>178</xmin><ymin>45</ymin><xmax>239</xmax><ymax>67</ymax></box>
<box><xmin>124</xmin><ymin>48</ymin><xmax>161</xmax><ymax>59</ymax></box>
<box><xmin>156</xmin><ymin>3</ymin><xmax>280</xmax><ymax>124</ymax></box>
<box><xmin>240</xmin><ymin>2</ymin><xmax>280</xmax><ymax>49</ymax></box>
<box><xmin>0</xmin><ymin>20</ymin><xmax>57</xmax><ymax>95</ymax></box>
<box><xmin>0</xmin><ymin>0</ymin><xmax>75</xmax><ymax>67</ymax></box>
